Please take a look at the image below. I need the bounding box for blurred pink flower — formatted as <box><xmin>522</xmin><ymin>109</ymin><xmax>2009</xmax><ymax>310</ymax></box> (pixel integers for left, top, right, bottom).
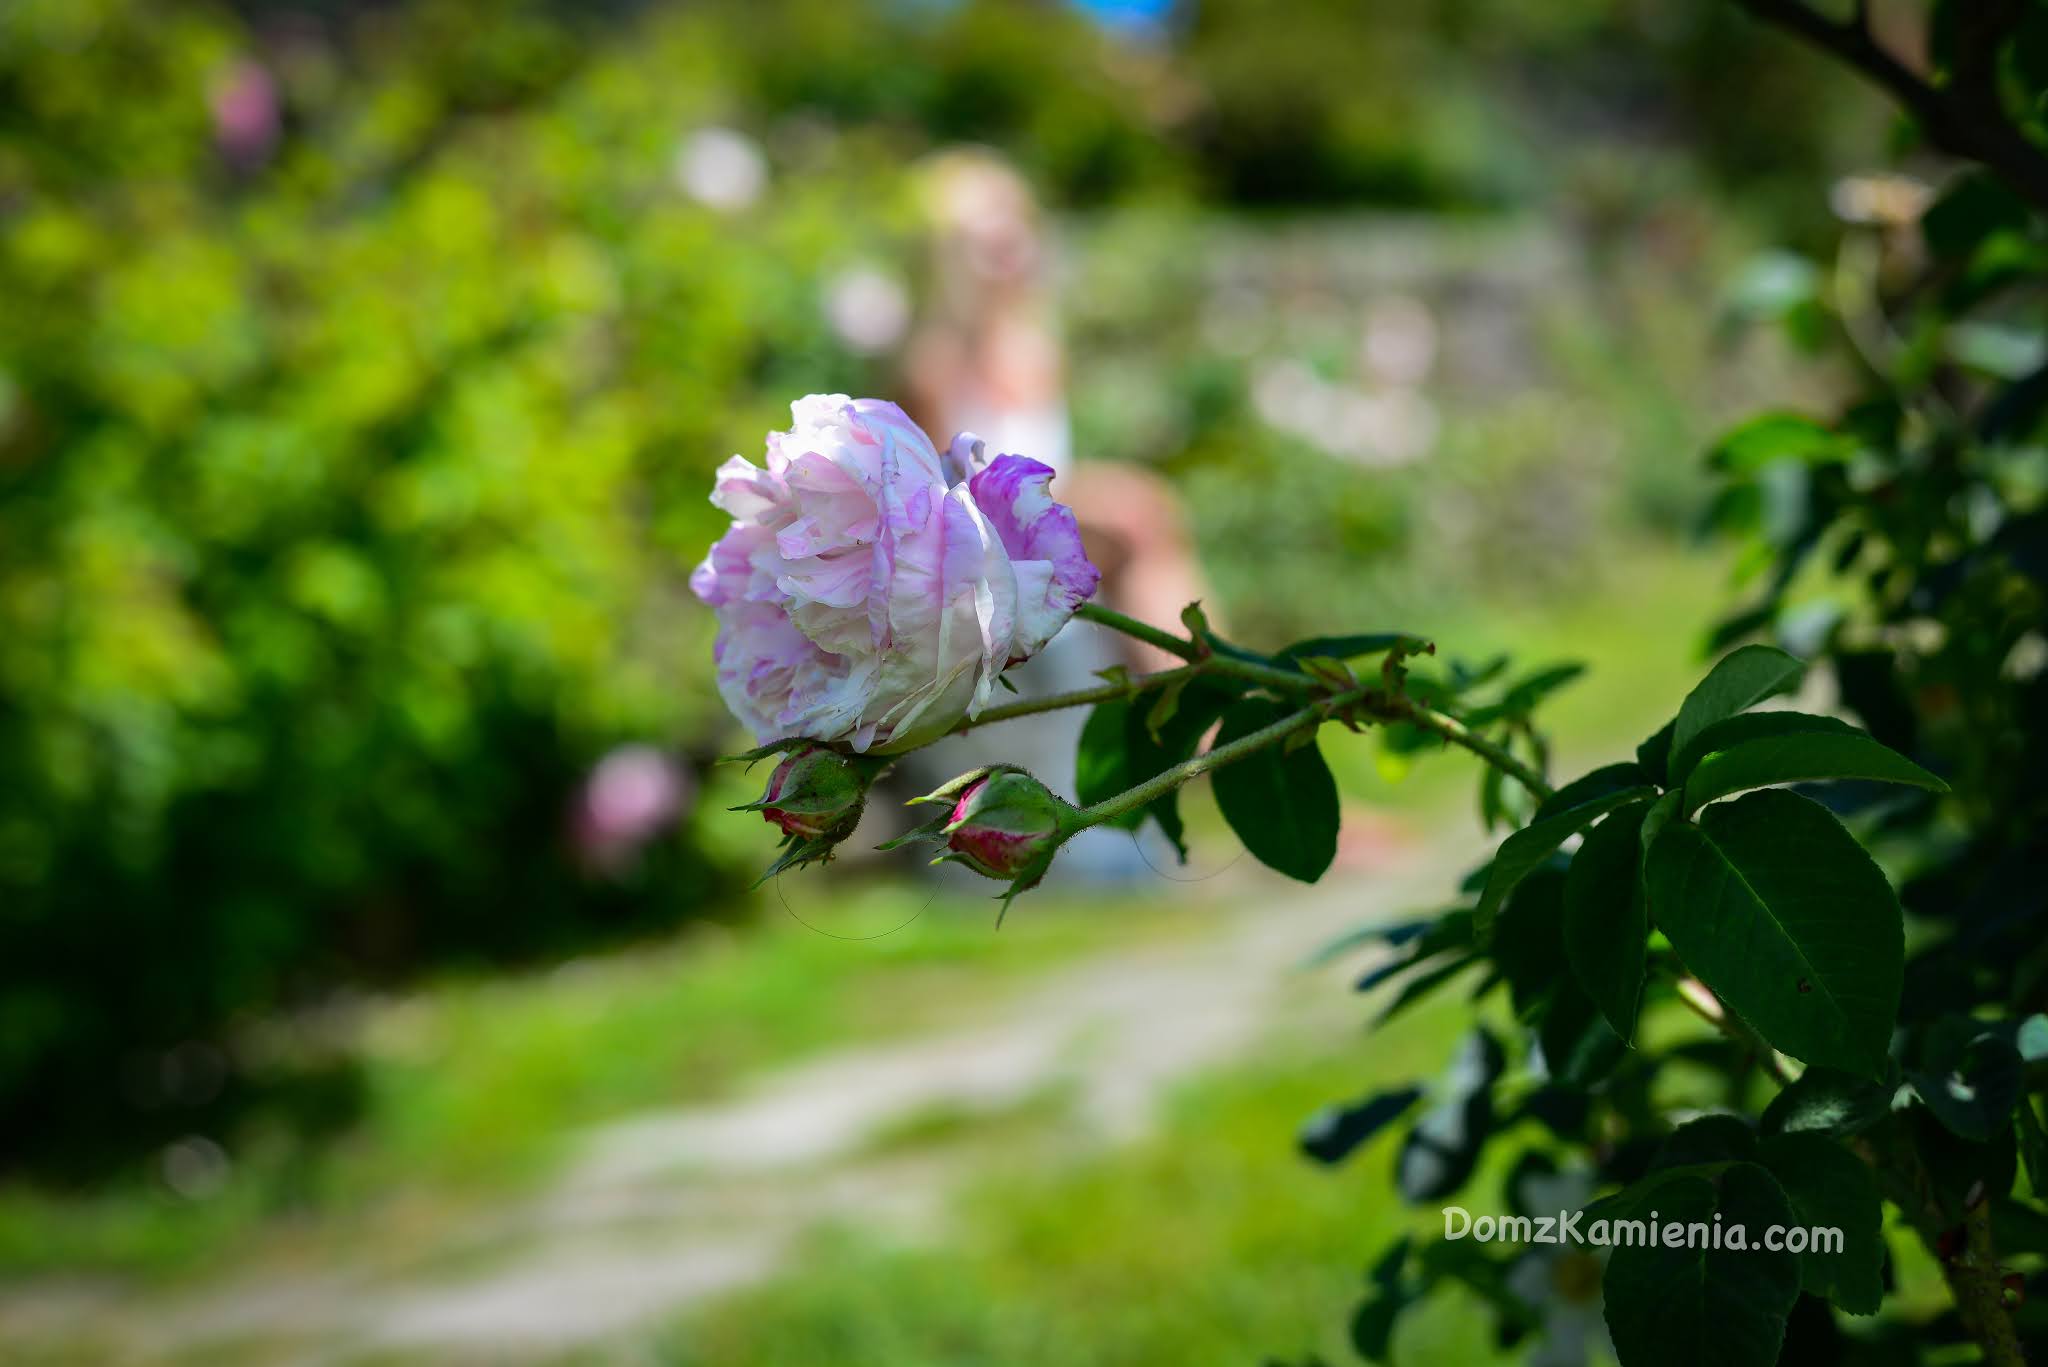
<box><xmin>691</xmin><ymin>395</ymin><xmax>1099</xmax><ymax>753</ymax></box>
<box><xmin>573</xmin><ymin>745</ymin><xmax>691</xmax><ymax>872</ymax></box>
<box><xmin>210</xmin><ymin>60</ymin><xmax>280</xmax><ymax>169</ymax></box>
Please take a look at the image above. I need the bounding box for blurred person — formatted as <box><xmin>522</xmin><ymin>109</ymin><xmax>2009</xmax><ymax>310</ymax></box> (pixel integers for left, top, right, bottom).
<box><xmin>896</xmin><ymin>149</ymin><xmax>1210</xmax><ymax>879</ymax></box>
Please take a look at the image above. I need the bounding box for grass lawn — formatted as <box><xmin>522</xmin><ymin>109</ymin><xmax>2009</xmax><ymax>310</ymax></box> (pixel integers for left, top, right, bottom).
<box><xmin>0</xmin><ymin>880</ymin><xmax>1223</xmax><ymax>1281</ymax></box>
<box><xmin>656</xmin><ymin>996</ymin><xmax>1514</xmax><ymax>1367</ymax></box>
<box><xmin>0</xmin><ymin>542</ymin><xmax>1732</xmax><ymax>1367</ymax></box>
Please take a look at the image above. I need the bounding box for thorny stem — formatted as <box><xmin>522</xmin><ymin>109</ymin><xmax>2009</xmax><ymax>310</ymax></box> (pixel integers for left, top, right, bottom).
<box><xmin>1684</xmin><ymin>979</ymin><xmax>2024</xmax><ymax>1366</ymax></box>
<box><xmin>952</xmin><ymin>663</ymin><xmax>1211</xmax><ymax>733</ymax></box>
<box><xmin>1952</xmin><ymin>1197</ymin><xmax>2027</xmax><ymax>1367</ymax></box>
<box><xmin>1075</xmin><ymin>688</ymin><xmax>1370</xmax><ymax>828</ymax></box>
<box><xmin>1074</xmin><ymin>602</ymin><xmax>1202</xmax><ymax>662</ymax></box>
<box><xmin>1399</xmin><ymin>701</ymin><xmax>1554</xmax><ymax>802</ymax></box>
<box><xmin>1069</xmin><ymin>601</ymin><xmax>1556</xmax><ymax>802</ymax></box>
<box><xmin>1863</xmin><ymin>1123</ymin><xmax>2026</xmax><ymax>1367</ymax></box>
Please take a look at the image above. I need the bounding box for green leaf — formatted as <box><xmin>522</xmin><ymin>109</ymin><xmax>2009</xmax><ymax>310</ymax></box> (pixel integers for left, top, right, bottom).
<box><xmin>1760</xmin><ymin>1066</ymin><xmax>1896</xmax><ymax>1139</ymax></box>
<box><xmin>1076</xmin><ymin>699</ymin><xmax>1145</xmax><ymax>830</ymax></box>
<box><xmin>1350</xmin><ymin>911</ymin><xmax>1476</xmax><ymax>991</ymax></box>
<box><xmin>1758</xmin><ymin>1133</ymin><xmax>1885</xmax><ymax>1314</ymax></box>
<box><xmin>1299</xmin><ymin>1086</ymin><xmax>1424</xmax><ymax>1165</ymax></box>
<box><xmin>1537</xmin><ymin>977</ymin><xmax>1625</xmax><ymax>1088</ymax></box>
<box><xmin>1475</xmin><ymin>783</ymin><xmax>1656</xmax><ymax>940</ymax></box>
<box><xmin>1075</xmin><ymin>681</ymin><xmax>1238</xmax><ymax>856</ymax></box>
<box><xmin>1639</xmin><ymin>789</ymin><xmax>1682</xmax><ymax>861</ymax></box>
<box><xmin>1647</xmin><ymin>789</ymin><xmax>1903</xmax><ymax>1078</ymax></box>
<box><xmin>1493</xmin><ymin>867</ymin><xmax>1567</xmax><ymax>1019</ymax></box>
<box><xmin>1478</xmin><ymin>759</ymin><xmax>1509</xmax><ymax>832</ymax></box>
<box><xmin>1347</xmin><ymin>1237</ymin><xmax>1415</xmax><ymax>1362</ymax></box>
<box><xmin>1211</xmin><ymin>698</ymin><xmax>1340</xmax><ymax>882</ymax></box>
<box><xmin>1564</xmin><ymin>799</ymin><xmax>1651</xmax><ymax>1042</ymax></box>
<box><xmin>1636</xmin><ymin>719</ymin><xmax>1675</xmax><ymax>779</ymax></box>
<box><xmin>1532</xmin><ymin>762</ymin><xmax>1653</xmax><ymax>823</ymax></box>
<box><xmin>1993</xmin><ymin>1192</ymin><xmax>2048</xmax><ymax>1258</ymax></box>
<box><xmin>1908</xmin><ymin>1018</ymin><xmax>2023</xmax><ymax>1143</ymax></box>
<box><xmin>1465</xmin><ymin>661</ymin><xmax>1586</xmax><ymax>726</ymax></box>
<box><xmin>1676</xmin><ymin>712</ymin><xmax>1946</xmax><ymax>812</ymax></box>
<box><xmin>1349</xmin><ymin>1287</ymin><xmax>1404</xmax><ymax>1364</ymax></box>
<box><xmin>1143</xmin><ymin>673</ymin><xmax>1188</xmax><ymax>742</ymax></box>
<box><xmin>2015</xmin><ymin>1104</ymin><xmax>2048</xmax><ymax>1206</ymax></box>
<box><xmin>1653</xmin><ymin>1113</ymin><xmax>1758</xmax><ymax>1170</ymax></box>
<box><xmin>1275</xmin><ymin>632</ymin><xmax>1418</xmax><ymax>665</ymax></box>
<box><xmin>1913</xmin><ymin>1106</ymin><xmax>2019</xmax><ymax>1218</ymax></box>
<box><xmin>1922</xmin><ymin>171</ymin><xmax>2034</xmax><ymax>261</ymax></box>
<box><xmin>1396</xmin><ymin>1028</ymin><xmax>1503</xmax><ymax>1202</ymax></box>
<box><xmin>1373</xmin><ymin>954</ymin><xmax>1481</xmax><ymax>1027</ymax></box>
<box><xmin>1302</xmin><ymin>910</ymin><xmax>1456</xmax><ymax>971</ymax></box>
<box><xmin>1600</xmin><ymin>1163</ymin><xmax>1803</xmax><ymax>1367</ymax></box>
<box><xmin>1708</xmin><ymin>413</ymin><xmax>1851</xmax><ymax>473</ymax></box>
<box><xmin>1667</xmin><ymin>645</ymin><xmax>1805</xmax><ymax>784</ymax></box>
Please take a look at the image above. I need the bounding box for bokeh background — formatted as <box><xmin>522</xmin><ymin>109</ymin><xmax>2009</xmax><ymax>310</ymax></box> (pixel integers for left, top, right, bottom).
<box><xmin>0</xmin><ymin>0</ymin><xmax>1910</xmax><ymax>1360</ymax></box>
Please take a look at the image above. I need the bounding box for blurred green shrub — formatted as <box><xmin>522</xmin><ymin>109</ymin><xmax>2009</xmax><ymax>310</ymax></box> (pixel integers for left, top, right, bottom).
<box><xmin>0</xmin><ymin>0</ymin><xmax>933</xmax><ymax>1167</ymax></box>
<box><xmin>1063</xmin><ymin>210</ymin><xmax>1814</xmax><ymax>644</ymax></box>
<box><xmin>0</xmin><ymin>0</ymin><xmax>1888</xmax><ymax>1169</ymax></box>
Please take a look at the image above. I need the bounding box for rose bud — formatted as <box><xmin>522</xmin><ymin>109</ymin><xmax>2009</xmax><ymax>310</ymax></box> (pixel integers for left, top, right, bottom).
<box><xmin>940</xmin><ymin>767</ymin><xmax>1080</xmax><ymax>886</ymax></box>
<box><xmin>745</xmin><ymin>745</ymin><xmax>869</xmax><ymax>843</ymax></box>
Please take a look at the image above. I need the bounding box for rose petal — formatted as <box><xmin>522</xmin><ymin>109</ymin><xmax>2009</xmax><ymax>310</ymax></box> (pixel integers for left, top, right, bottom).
<box><xmin>966</xmin><ymin>454</ymin><xmax>1100</xmax><ymax>659</ymax></box>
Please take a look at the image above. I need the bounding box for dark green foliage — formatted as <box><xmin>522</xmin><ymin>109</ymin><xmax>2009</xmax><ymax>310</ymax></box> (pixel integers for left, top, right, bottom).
<box><xmin>1707</xmin><ymin>412</ymin><xmax>1854</xmax><ymax>472</ymax></box>
<box><xmin>1299</xmin><ymin>1088</ymin><xmax>1424</xmax><ymax>1166</ymax></box>
<box><xmin>1760</xmin><ymin>1067</ymin><xmax>1897</xmax><ymax>1140</ymax></box>
<box><xmin>1562</xmin><ymin>799</ymin><xmax>1649</xmax><ymax>1042</ymax></box>
<box><xmin>1758</xmin><ymin>1133</ymin><xmax>1885</xmax><ymax>1314</ymax></box>
<box><xmin>1665</xmin><ymin>644</ymin><xmax>1805</xmax><ymax>783</ymax></box>
<box><xmin>1600</xmin><ymin>1164</ymin><xmax>1803</xmax><ymax>1367</ymax></box>
<box><xmin>1907</xmin><ymin>1018</ymin><xmax>2025</xmax><ymax>1144</ymax></box>
<box><xmin>0</xmin><ymin>0</ymin><xmax>858</xmax><ymax>1164</ymax></box>
<box><xmin>1674</xmin><ymin>711</ymin><xmax>1946</xmax><ymax>812</ymax></box>
<box><xmin>1294</xmin><ymin>16</ymin><xmax>2048</xmax><ymax>1346</ymax></box>
<box><xmin>1535</xmin><ymin>977</ymin><xmax>1625</xmax><ymax>1089</ymax></box>
<box><xmin>1210</xmin><ymin>699</ymin><xmax>1341</xmax><ymax>882</ymax></box>
<box><xmin>1650</xmin><ymin>1113</ymin><xmax>1758</xmax><ymax>1170</ymax></box>
<box><xmin>1648</xmin><ymin>789</ymin><xmax>1903</xmax><ymax>1078</ymax></box>
<box><xmin>1473</xmin><ymin>782</ymin><xmax>1653</xmax><ymax>938</ymax></box>
<box><xmin>1076</xmin><ymin>679</ymin><xmax>1243</xmax><ymax>857</ymax></box>
<box><xmin>1395</xmin><ymin>1027</ymin><xmax>1503</xmax><ymax>1203</ymax></box>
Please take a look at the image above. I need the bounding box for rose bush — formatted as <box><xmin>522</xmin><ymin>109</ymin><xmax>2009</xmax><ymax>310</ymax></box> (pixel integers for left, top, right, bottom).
<box><xmin>695</xmin><ymin>12</ymin><xmax>2048</xmax><ymax>1367</ymax></box>
<box><xmin>691</xmin><ymin>395</ymin><xmax>1099</xmax><ymax>753</ymax></box>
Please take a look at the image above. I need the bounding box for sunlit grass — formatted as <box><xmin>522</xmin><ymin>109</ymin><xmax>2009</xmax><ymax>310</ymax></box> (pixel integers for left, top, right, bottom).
<box><xmin>658</xmin><ymin>999</ymin><xmax>1514</xmax><ymax>1367</ymax></box>
<box><xmin>0</xmin><ymin>542</ymin><xmax>1730</xmax><ymax>1345</ymax></box>
<box><xmin>0</xmin><ymin>881</ymin><xmax>1217</xmax><ymax>1281</ymax></box>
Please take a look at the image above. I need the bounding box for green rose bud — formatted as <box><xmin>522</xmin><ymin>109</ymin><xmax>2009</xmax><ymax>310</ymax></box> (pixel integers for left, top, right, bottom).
<box><xmin>753</xmin><ymin>745</ymin><xmax>868</xmax><ymax>842</ymax></box>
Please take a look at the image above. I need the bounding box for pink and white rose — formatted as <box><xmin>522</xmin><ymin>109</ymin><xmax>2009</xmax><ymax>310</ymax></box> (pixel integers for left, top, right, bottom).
<box><xmin>690</xmin><ymin>395</ymin><xmax>1099</xmax><ymax>752</ymax></box>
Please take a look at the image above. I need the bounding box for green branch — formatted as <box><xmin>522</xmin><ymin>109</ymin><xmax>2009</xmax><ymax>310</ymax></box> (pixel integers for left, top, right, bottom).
<box><xmin>1075</xmin><ymin>601</ymin><xmax>1378</xmax><ymax>695</ymax></box>
<box><xmin>1073</xmin><ymin>601</ymin><xmax>1555</xmax><ymax>801</ymax></box>
<box><xmin>1074</xmin><ymin>602</ymin><xmax>1201</xmax><ymax>662</ymax></box>
<box><xmin>1390</xmin><ymin>700</ymin><xmax>1555</xmax><ymax>803</ymax></box>
<box><xmin>953</xmin><ymin>663</ymin><xmax>1209</xmax><ymax>733</ymax></box>
<box><xmin>1076</xmin><ymin>688</ymin><xmax>1368</xmax><ymax>829</ymax></box>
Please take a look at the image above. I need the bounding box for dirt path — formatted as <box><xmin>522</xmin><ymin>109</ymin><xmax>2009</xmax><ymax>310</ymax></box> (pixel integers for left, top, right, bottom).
<box><xmin>5</xmin><ymin>840</ymin><xmax>1463</xmax><ymax>1365</ymax></box>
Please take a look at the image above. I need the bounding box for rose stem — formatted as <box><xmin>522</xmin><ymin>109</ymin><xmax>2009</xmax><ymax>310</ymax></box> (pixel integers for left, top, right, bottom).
<box><xmin>1074</xmin><ymin>688</ymin><xmax>1370</xmax><ymax>828</ymax></box>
